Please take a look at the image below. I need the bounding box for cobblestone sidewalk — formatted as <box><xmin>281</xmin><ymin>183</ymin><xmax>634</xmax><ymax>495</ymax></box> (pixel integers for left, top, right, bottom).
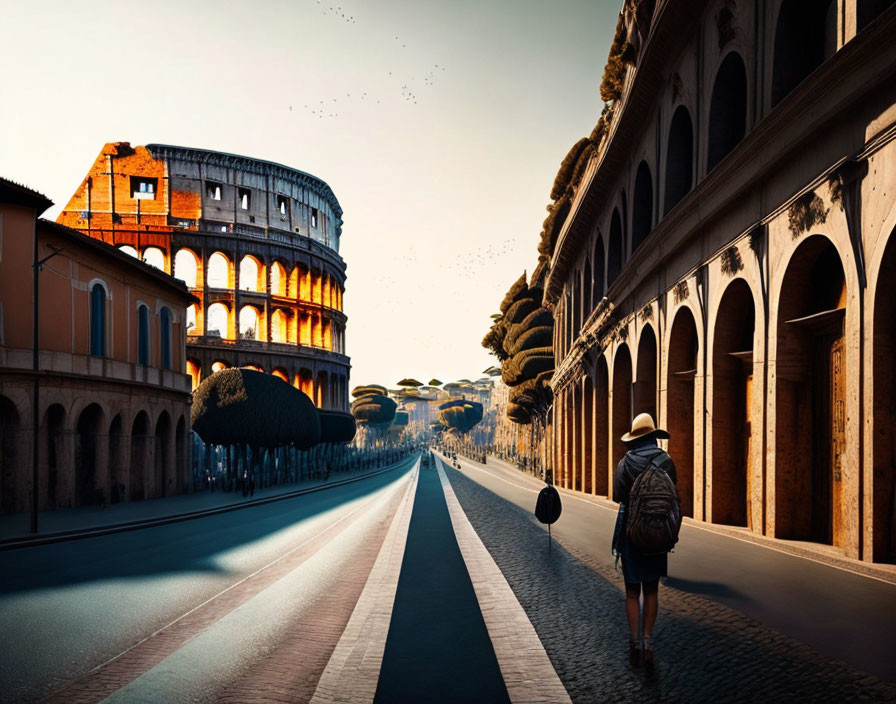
<box><xmin>444</xmin><ymin>465</ymin><xmax>896</xmax><ymax>704</ymax></box>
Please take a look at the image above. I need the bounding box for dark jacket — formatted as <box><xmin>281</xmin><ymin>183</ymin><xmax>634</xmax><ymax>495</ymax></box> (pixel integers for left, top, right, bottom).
<box><xmin>612</xmin><ymin>440</ymin><xmax>677</xmax><ymax>553</ymax></box>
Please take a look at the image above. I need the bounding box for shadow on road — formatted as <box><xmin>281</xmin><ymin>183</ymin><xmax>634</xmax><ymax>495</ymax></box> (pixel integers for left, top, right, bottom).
<box><xmin>0</xmin><ymin>460</ymin><xmax>415</xmax><ymax>596</ymax></box>
<box><xmin>663</xmin><ymin>575</ymin><xmax>748</xmax><ymax>601</ymax></box>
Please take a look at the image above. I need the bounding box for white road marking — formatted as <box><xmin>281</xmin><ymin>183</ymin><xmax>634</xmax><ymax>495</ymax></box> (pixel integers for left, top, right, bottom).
<box><xmin>310</xmin><ymin>459</ymin><xmax>421</xmax><ymax>704</ymax></box>
<box><xmin>435</xmin><ymin>456</ymin><xmax>573</xmax><ymax>704</ymax></box>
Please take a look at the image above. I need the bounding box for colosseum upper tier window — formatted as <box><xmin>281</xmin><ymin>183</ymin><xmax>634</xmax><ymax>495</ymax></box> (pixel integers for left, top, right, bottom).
<box><xmin>130</xmin><ymin>177</ymin><xmax>157</xmax><ymax>200</ymax></box>
<box><xmin>206</xmin><ymin>182</ymin><xmax>222</xmax><ymax>201</ymax></box>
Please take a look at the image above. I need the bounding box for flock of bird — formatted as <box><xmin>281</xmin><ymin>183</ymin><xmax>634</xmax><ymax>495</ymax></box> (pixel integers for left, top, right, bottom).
<box><xmin>290</xmin><ymin>1</ymin><xmax>447</xmax><ymax>119</ymax></box>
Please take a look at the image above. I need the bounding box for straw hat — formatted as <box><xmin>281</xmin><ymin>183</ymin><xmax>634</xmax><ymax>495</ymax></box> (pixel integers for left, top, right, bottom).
<box><xmin>621</xmin><ymin>412</ymin><xmax>670</xmax><ymax>442</ymax></box>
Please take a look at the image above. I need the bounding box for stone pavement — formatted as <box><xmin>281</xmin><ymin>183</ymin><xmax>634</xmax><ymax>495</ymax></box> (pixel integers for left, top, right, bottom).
<box><xmin>443</xmin><ymin>463</ymin><xmax>896</xmax><ymax>703</ymax></box>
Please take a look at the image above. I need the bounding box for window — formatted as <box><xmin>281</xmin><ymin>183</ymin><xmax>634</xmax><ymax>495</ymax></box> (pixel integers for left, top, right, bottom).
<box><xmin>239</xmin><ymin>187</ymin><xmax>251</xmax><ymax>210</ymax></box>
<box><xmin>130</xmin><ymin>177</ymin><xmax>158</xmax><ymax>200</ymax></box>
<box><xmin>277</xmin><ymin>195</ymin><xmax>289</xmax><ymax>217</ymax></box>
<box><xmin>137</xmin><ymin>305</ymin><xmax>150</xmax><ymax>365</ymax></box>
<box><xmin>90</xmin><ymin>284</ymin><xmax>106</xmax><ymax>356</ymax></box>
<box><xmin>206</xmin><ymin>181</ymin><xmax>222</xmax><ymax>201</ymax></box>
<box><xmin>311</xmin><ymin>207</ymin><xmax>318</xmax><ymax>228</ymax></box>
<box><xmin>160</xmin><ymin>307</ymin><xmax>172</xmax><ymax>370</ymax></box>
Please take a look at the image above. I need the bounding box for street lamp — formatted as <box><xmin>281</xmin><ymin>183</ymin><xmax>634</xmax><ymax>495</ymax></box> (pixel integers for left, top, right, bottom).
<box><xmin>31</xmin><ymin>240</ymin><xmax>63</xmax><ymax>533</ymax></box>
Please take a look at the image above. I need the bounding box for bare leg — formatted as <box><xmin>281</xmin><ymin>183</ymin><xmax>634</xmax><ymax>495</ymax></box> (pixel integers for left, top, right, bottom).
<box><xmin>625</xmin><ymin>583</ymin><xmax>641</xmax><ymax>640</ymax></box>
<box><xmin>642</xmin><ymin>580</ymin><xmax>659</xmax><ymax>639</ymax></box>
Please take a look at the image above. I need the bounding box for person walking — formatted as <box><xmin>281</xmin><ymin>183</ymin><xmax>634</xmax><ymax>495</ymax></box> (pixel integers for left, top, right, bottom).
<box><xmin>611</xmin><ymin>412</ymin><xmax>679</xmax><ymax>672</ymax></box>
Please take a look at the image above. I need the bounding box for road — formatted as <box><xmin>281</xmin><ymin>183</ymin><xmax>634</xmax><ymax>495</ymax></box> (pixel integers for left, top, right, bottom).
<box><xmin>446</xmin><ymin>453</ymin><xmax>896</xmax><ymax>682</ymax></box>
<box><xmin>0</xmin><ymin>458</ymin><xmax>417</xmax><ymax>703</ymax></box>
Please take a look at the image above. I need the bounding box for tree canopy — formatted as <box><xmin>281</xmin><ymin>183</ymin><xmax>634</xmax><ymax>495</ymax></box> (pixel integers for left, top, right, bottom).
<box><xmin>192</xmin><ymin>369</ymin><xmax>320</xmax><ymax>448</ymax></box>
<box><xmin>439</xmin><ymin>399</ymin><xmax>484</xmax><ymax>435</ymax></box>
<box><xmin>318</xmin><ymin>410</ymin><xmax>357</xmax><ymax>444</ymax></box>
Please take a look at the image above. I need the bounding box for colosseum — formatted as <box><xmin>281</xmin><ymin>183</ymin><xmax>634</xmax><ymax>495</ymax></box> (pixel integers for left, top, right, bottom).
<box><xmin>58</xmin><ymin>142</ymin><xmax>350</xmax><ymax>413</ymax></box>
<box><xmin>546</xmin><ymin>0</ymin><xmax>896</xmax><ymax>563</ymax></box>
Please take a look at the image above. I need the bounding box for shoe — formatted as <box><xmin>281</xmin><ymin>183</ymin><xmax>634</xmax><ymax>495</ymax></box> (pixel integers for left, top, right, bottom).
<box><xmin>628</xmin><ymin>640</ymin><xmax>641</xmax><ymax>667</ymax></box>
<box><xmin>643</xmin><ymin>648</ymin><xmax>654</xmax><ymax>673</ymax></box>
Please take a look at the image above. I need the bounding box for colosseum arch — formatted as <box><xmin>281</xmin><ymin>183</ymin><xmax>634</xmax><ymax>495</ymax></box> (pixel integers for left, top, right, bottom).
<box><xmin>272</xmin><ymin>368</ymin><xmax>289</xmax><ymax>382</ymax></box>
<box><xmin>583</xmin><ymin>259</ymin><xmax>592</xmax><ymax>318</ymax></box>
<box><xmin>664</xmin><ymin>105</ymin><xmax>694</xmax><ymax>214</ymax></box>
<box><xmin>774</xmin><ymin>235</ymin><xmax>847</xmax><ymax>546</ymax></box>
<box><xmin>711</xmin><ymin>277</ymin><xmax>755</xmax><ymax>528</ymax></box>
<box><xmin>607</xmin><ymin>208</ymin><xmax>624</xmax><ymax>287</ymax></box>
<box><xmin>238</xmin><ymin>305</ymin><xmax>262</xmax><ymax>341</ymax></box>
<box><xmin>186</xmin><ymin>358</ymin><xmax>201</xmax><ymax>390</ymax></box>
<box><xmin>298</xmin><ymin>368</ymin><xmax>314</xmax><ymax>400</ymax></box>
<box><xmin>174</xmin><ymin>248</ymin><xmax>201</xmax><ymax>289</ymax></box>
<box><xmin>707</xmin><ymin>51</ymin><xmax>747</xmax><ymax>172</ymax></box>
<box><xmin>316</xmin><ymin>370</ymin><xmax>330</xmax><ymax>408</ymax></box>
<box><xmin>872</xmin><ymin>225</ymin><xmax>896</xmax><ymax>563</ymax></box>
<box><xmin>211</xmin><ymin>360</ymin><xmax>228</xmax><ymax>374</ymax></box>
<box><xmin>271</xmin><ymin>308</ymin><xmax>289</xmax><ymax>343</ymax></box>
<box><xmin>592</xmin><ymin>354</ymin><xmax>610</xmax><ymax>496</ymax></box>
<box><xmin>667</xmin><ymin>305</ymin><xmax>699</xmax><ymax>518</ymax></box>
<box><xmin>631</xmin><ymin>161</ymin><xmax>654</xmax><ymax>253</ymax></box>
<box><xmin>270</xmin><ymin>260</ymin><xmax>288</xmax><ymax>297</ymax></box>
<box><xmin>611</xmin><ymin>343</ymin><xmax>633</xmax><ymax>495</ymax></box>
<box><xmin>592</xmin><ymin>234</ymin><xmax>605</xmax><ymax>302</ymax></box>
<box><xmin>207</xmin><ymin>252</ymin><xmax>232</xmax><ymax>289</ymax></box>
<box><xmin>634</xmin><ymin>323</ymin><xmax>658</xmax><ymax>422</ymax></box>
<box><xmin>75</xmin><ymin>403</ymin><xmax>104</xmax><ymax>506</ymax></box>
<box><xmin>142</xmin><ymin>246</ymin><xmax>165</xmax><ymax>271</ymax></box>
<box><xmin>572</xmin><ymin>275</ymin><xmax>582</xmax><ymax>339</ymax></box>
<box><xmin>207</xmin><ymin>302</ymin><xmax>230</xmax><ymax>339</ymax></box>
<box><xmin>1</xmin><ymin>395</ymin><xmax>21</xmax><ymax>513</ymax></box>
<box><xmin>771</xmin><ymin>0</ymin><xmax>837</xmax><ymax>107</ymax></box>
<box><xmin>239</xmin><ymin>255</ymin><xmax>265</xmax><ymax>293</ymax></box>
<box><xmin>130</xmin><ymin>410</ymin><xmax>150</xmax><ymax>500</ymax></box>
<box><xmin>118</xmin><ymin>244</ymin><xmax>138</xmax><ymax>258</ymax></box>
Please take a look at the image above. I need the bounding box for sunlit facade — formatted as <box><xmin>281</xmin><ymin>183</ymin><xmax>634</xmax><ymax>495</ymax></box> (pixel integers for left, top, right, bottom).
<box><xmin>58</xmin><ymin>143</ymin><xmax>350</xmax><ymax>411</ymax></box>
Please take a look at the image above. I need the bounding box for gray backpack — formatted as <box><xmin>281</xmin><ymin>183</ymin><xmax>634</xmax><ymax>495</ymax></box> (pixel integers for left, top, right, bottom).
<box><xmin>626</xmin><ymin>451</ymin><xmax>681</xmax><ymax>554</ymax></box>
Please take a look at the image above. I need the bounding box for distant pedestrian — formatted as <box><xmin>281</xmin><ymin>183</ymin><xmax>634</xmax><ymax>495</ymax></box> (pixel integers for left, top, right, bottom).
<box><xmin>611</xmin><ymin>413</ymin><xmax>680</xmax><ymax>672</ymax></box>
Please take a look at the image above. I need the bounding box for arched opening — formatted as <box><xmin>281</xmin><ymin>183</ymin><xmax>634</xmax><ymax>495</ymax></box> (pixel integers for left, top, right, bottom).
<box><xmin>272</xmin><ymin>368</ymin><xmax>289</xmax><ymax>382</ymax></box>
<box><xmin>137</xmin><ymin>304</ymin><xmax>150</xmax><ymax>366</ymax></box>
<box><xmin>207</xmin><ymin>303</ymin><xmax>230</xmax><ymax>338</ymax></box>
<box><xmin>583</xmin><ymin>260</ymin><xmax>592</xmax><ymax>318</ymax></box>
<box><xmin>594</xmin><ymin>355</ymin><xmax>610</xmax><ymax>495</ymax></box>
<box><xmin>174</xmin><ymin>249</ymin><xmax>200</xmax><ymax>288</ymax></box>
<box><xmin>211</xmin><ymin>361</ymin><xmax>228</xmax><ymax>374</ymax></box>
<box><xmin>571</xmin><ymin>383</ymin><xmax>582</xmax><ymax>491</ymax></box>
<box><xmin>76</xmin><ymin>404</ymin><xmax>103</xmax><ymax>506</ymax></box>
<box><xmin>43</xmin><ymin>404</ymin><xmax>65</xmax><ymax>510</ymax></box>
<box><xmin>186</xmin><ymin>304</ymin><xmax>199</xmax><ymax>336</ymax></box>
<box><xmin>298</xmin><ymin>369</ymin><xmax>314</xmax><ymax>399</ymax></box>
<box><xmin>0</xmin><ymin>396</ymin><xmax>20</xmax><ymax>513</ymax></box>
<box><xmin>160</xmin><ymin>307</ymin><xmax>172</xmax><ymax>370</ymax></box>
<box><xmin>271</xmin><ymin>261</ymin><xmax>288</xmax><ymax>297</ymax></box>
<box><xmin>593</xmin><ymin>235</ymin><xmax>605</xmax><ymax>301</ymax></box>
<box><xmin>155</xmin><ymin>411</ymin><xmax>172</xmax><ymax>498</ymax></box>
<box><xmin>118</xmin><ymin>245</ymin><xmax>139</xmax><ymax>258</ymax></box>
<box><xmin>635</xmin><ymin>325</ymin><xmax>657</xmax><ymax>422</ymax></box>
<box><xmin>271</xmin><ymin>309</ymin><xmax>289</xmax><ymax>343</ymax></box>
<box><xmin>707</xmin><ymin>52</ymin><xmax>747</xmax><ymax>172</ymax></box>
<box><xmin>873</xmin><ymin>229</ymin><xmax>896</xmax><ymax>563</ymax></box>
<box><xmin>108</xmin><ymin>414</ymin><xmax>125</xmax><ymax>503</ymax></box>
<box><xmin>242</xmin><ymin>364</ymin><xmax>264</xmax><ymax>372</ymax></box>
<box><xmin>631</xmin><ymin>161</ymin><xmax>653</xmax><ymax>252</ymax></box>
<box><xmin>316</xmin><ymin>370</ymin><xmax>330</xmax><ymax>408</ymax></box>
<box><xmin>775</xmin><ymin>236</ymin><xmax>847</xmax><ymax>546</ymax></box>
<box><xmin>130</xmin><ymin>411</ymin><xmax>150</xmax><ymax>500</ymax></box>
<box><xmin>142</xmin><ymin>247</ymin><xmax>165</xmax><ymax>271</ymax></box>
<box><xmin>712</xmin><ymin>278</ymin><xmax>755</xmax><ymax>528</ymax></box>
<box><xmin>611</xmin><ymin>344</ymin><xmax>633</xmax><ymax>500</ymax></box>
<box><xmin>239</xmin><ymin>306</ymin><xmax>260</xmax><ymax>340</ymax></box>
<box><xmin>239</xmin><ymin>255</ymin><xmax>265</xmax><ymax>292</ymax></box>
<box><xmin>771</xmin><ymin>0</ymin><xmax>837</xmax><ymax>107</ymax></box>
<box><xmin>668</xmin><ymin>306</ymin><xmax>699</xmax><ymax>518</ymax></box>
<box><xmin>583</xmin><ymin>375</ymin><xmax>594</xmax><ymax>494</ymax></box>
<box><xmin>90</xmin><ymin>283</ymin><xmax>106</xmax><ymax>356</ymax></box>
<box><xmin>607</xmin><ymin>208</ymin><xmax>624</xmax><ymax>287</ymax></box>
<box><xmin>858</xmin><ymin>0</ymin><xmax>896</xmax><ymax>31</ymax></box>
<box><xmin>664</xmin><ymin>106</ymin><xmax>694</xmax><ymax>214</ymax></box>
<box><xmin>572</xmin><ymin>276</ymin><xmax>582</xmax><ymax>340</ymax></box>
<box><xmin>186</xmin><ymin>359</ymin><xmax>201</xmax><ymax>390</ymax></box>
<box><xmin>207</xmin><ymin>252</ymin><xmax>231</xmax><ymax>288</ymax></box>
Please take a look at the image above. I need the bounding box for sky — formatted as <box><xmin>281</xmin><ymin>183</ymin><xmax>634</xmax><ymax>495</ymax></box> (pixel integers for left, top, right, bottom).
<box><xmin>0</xmin><ymin>0</ymin><xmax>618</xmax><ymax>389</ymax></box>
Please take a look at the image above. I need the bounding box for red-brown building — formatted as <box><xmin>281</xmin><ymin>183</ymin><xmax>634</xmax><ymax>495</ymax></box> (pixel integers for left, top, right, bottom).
<box><xmin>0</xmin><ymin>178</ymin><xmax>195</xmax><ymax>514</ymax></box>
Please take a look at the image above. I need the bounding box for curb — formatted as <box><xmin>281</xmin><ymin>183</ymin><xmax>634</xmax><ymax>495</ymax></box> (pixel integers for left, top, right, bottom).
<box><xmin>0</xmin><ymin>457</ymin><xmax>417</xmax><ymax>551</ymax></box>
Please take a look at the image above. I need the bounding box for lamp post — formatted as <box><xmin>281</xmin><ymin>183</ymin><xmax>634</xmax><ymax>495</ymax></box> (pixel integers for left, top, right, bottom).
<box><xmin>31</xmin><ymin>235</ymin><xmax>62</xmax><ymax>534</ymax></box>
